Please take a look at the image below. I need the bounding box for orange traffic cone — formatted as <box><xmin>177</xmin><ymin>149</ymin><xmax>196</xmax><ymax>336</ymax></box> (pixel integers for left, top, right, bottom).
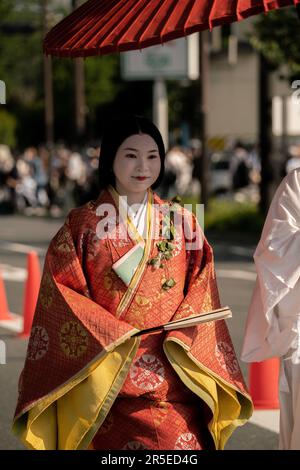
<box><xmin>0</xmin><ymin>269</ymin><xmax>13</xmax><ymax>320</ymax></box>
<box><xmin>249</xmin><ymin>358</ymin><xmax>280</xmax><ymax>409</ymax></box>
<box><xmin>19</xmin><ymin>251</ymin><xmax>41</xmax><ymax>338</ymax></box>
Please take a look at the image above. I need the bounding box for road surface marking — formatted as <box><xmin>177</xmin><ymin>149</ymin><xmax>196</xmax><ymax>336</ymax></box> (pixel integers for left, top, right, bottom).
<box><xmin>250</xmin><ymin>410</ymin><xmax>280</xmax><ymax>434</ymax></box>
<box><xmin>216</xmin><ymin>269</ymin><xmax>256</xmax><ymax>281</ymax></box>
<box><xmin>0</xmin><ymin>264</ymin><xmax>27</xmax><ymax>282</ymax></box>
<box><xmin>0</xmin><ymin>314</ymin><xmax>23</xmax><ymax>333</ymax></box>
<box><xmin>0</xmin><ymin>241</ymin><xmax>45</xmax><ymax>255</ymax></box>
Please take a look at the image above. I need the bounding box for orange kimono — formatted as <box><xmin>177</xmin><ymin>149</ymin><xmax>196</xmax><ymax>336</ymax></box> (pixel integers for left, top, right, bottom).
<box><xmin>12</xmin><ymin>186</ymin><xmax>252</xmax><ymax>450</ymax></box>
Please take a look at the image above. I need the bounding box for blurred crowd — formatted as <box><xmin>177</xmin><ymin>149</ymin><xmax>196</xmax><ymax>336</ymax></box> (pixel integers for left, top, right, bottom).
<box><xmin>158</xmin><ymin>140</ymin><xmax>262</xmax><ymax>201</ymax></box>
<box><xmin>1</xmin><ymin>140</ymin><xmax>300</xmax><ymax>216</ymax></box>
<box><xmin>0</xmin><ymin>143</ymin><xmax>100</xmax><ymax>216</ymax></box>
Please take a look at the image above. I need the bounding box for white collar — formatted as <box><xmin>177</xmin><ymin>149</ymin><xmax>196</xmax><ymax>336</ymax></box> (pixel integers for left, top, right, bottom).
<box><xmin>128</xmin><ymin>192</ymin><xmax>148</xmax><ymax>218</ymax></box>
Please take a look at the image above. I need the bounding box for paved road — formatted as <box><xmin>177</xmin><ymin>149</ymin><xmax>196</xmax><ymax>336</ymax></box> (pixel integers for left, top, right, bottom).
<box><xmin>0</xmin><ymin>215</ymin><xmax>279</xmax><ymax>450</ymax></box>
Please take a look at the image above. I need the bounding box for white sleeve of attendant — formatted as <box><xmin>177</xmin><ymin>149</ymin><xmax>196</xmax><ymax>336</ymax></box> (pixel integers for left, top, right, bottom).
<box><xmin>241</xmin><ymin>169</ymin><xmax>300</xmax><ymax>362</ymax></box>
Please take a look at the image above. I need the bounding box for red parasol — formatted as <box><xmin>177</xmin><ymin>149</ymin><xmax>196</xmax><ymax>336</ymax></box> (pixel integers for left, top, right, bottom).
<box><xmin>44</xmin><ymin>0</ymin><xmax>300</xmax><ymax>58</ymax></box>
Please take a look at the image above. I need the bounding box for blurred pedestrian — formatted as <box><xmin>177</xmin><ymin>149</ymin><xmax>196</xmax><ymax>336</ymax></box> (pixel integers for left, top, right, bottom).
<box><xmin>15</xmin><ymin>157</ymin><xmax>37</xmax><ymax>211</ymax></box>
<box><xmin>242</xmin><ymin>168</ymin><xmax>300</xmax><ymax>450</ymax></box>
<box><xmin>24</xmin><ymin>147</ymin><xmax>49</xmax><ymax>210</ymax></box>
<box><xmin>0</xmin><ymin>145</ymin><xmax>18</xmax><ymax>214</ymax></box>
<box><xmin>160</xmin><ymin>145</ymin><xmax>193</xmax><ymax>199</ymax></box>
<box><xmin>66</xmin><ymin>151</ymin><xmax>87</xmax><ymax>206</ymax></box>
<box><xmin>231</xmin><ymin>142</ymin><xmax>250</xmax><ymax>190</ymax></box>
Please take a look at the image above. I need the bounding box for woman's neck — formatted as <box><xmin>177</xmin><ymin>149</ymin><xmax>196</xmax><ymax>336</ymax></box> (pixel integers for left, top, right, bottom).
<box><xmin>115</xmin><ymin>185</ymin><xmax>148</xmax><ymax>206</ymax></box>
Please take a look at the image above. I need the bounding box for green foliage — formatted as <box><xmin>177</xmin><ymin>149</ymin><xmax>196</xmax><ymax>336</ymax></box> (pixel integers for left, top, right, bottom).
<box><xmin>0</xmin><ymin>1</ymin><xmax>54</xmax><ymax>148</ymax></box>
<box><xmin>204</xmin><ymin>199</ymin><xmax>264</xmax><ymax>233</ymax></box>
<box><xmin>0</xmin><ymin>1</ymin><xmax>189</xmax><ymax>149</ymax></box>
<box><xmin>0</xmin><ymin>1</ymin><xmax>121</xmax><ymax>148</ymax></box>
<box><xmin>251</xmin><ymin>8</ymin><xmax>300</xmax><ymax>76</ymax></box>
<box><xmin>0</xmin><ymin>1</ymin><xmax>45</xmax><ymax>102</ymax></box>
<box><xmin>0</xmin><ymin>109</ymin><xmax>17</xmax><ymax>148</ymax></box>
<box><xmin>1</xmin><ymin>32</ymin><xmax>43</xmax><ymax>104</ymax></box>
<box><xmin>85</xmin><ymin>55</ymin><xmax>120</xmax><ymax>117</ymax></box>
<box><xmin>0</xmin><ymin>0</ymin><xmax>12</xmax><ymax>19</ymax></box>
<box><xmin>182</xmin><ymin>196</ymin><xmax>264</xmax><ymax>234</ymax></box>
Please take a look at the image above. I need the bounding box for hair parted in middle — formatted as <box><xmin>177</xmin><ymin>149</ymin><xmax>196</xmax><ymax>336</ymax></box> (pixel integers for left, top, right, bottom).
<box><xmin>98</xmin><ymin>114</ymin><xmax>165</xmax><ymax>192</ymax></box>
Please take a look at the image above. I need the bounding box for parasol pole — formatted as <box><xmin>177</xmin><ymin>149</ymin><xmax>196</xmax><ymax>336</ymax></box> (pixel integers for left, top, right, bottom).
<box><xmin>41</xmin><ymin>0</ymin><xmax>54</xmax><ymax>145</ymax></box>
<box><xmin>73</xmin><ymin>0</ymin><xmax>86</xmax><ymax>140</ymax></box>
<box><xmin>199</xmin><ymin>31</ymin><xmax>210</xmax><ymax>209</ymax></box>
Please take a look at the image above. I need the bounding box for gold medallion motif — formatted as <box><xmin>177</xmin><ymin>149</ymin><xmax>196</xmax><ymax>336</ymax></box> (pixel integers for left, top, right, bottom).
<box><xmin>40</xmin><ymin>273</ymin><xmax>53</xmax><ymax>309</ymax></box>
<box><xmin>56</xmin><ymin>228</ymin><xmax>73</xmax><ymax>253</ymax></box>
<box><xmin>57</xmin><ymin>242</ymin><xmax>71</xmax><ymax>253</ymax></box>
<box><xmin>59</xmin><ymin>321</ymin><xmax>88</xmax><ymax>358</ymax></box>
<box><xmin>27</xmin><ymin>326</ymin><xmax>49</xmax><ymax>361</ymax></box>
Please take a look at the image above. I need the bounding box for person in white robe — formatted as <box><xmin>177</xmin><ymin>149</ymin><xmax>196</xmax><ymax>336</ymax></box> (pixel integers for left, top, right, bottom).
<box><xmin>241</xmin><ymin>168</ymin><xmax>300</xmax><ymax>450</ymax></box>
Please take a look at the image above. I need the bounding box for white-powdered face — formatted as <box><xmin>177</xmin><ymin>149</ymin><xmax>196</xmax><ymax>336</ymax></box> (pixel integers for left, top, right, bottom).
<box><xmin>113</xmin><ymin>134</ymin><xmax>161</xmax><ymax>205</ymax></box>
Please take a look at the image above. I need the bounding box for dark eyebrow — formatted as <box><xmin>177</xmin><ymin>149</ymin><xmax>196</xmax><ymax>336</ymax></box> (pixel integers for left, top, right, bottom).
<box><xmin>123</xmin><ymin>147</ymin><xmax>159</xmax><ymax>153</ymax></box>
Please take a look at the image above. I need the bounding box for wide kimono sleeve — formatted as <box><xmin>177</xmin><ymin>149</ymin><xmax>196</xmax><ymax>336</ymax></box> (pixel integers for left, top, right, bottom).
<box><xmin>12</xmin><ymin>213</ymin><xmax>140</xmax><ymax>450</ymax></box>
<box><xmin>163</xmin><ymin>210</ymin><xmax>253</xmax><ymax>450</ymax></box>
<box><xmin>241</xmin><ymin>168</ymin><xmax>300</xmax><ymax>362</ymax></box>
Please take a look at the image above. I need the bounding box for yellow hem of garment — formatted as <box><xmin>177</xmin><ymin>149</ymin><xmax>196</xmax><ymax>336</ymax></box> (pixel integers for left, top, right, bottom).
<box><xmin>12</xmin><ymin>331</ymin><xmax>140</xmax><ymax>450</ymax></box>
<box><xmin>163</xmin><ymin>338</ymin><xmax>253</xmax><ymax>450</ymax></box>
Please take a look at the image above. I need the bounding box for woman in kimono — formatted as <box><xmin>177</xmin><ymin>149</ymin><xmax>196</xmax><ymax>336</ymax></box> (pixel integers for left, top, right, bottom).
<box><xmin>242</xmin><ymin>168</ymin><xmax>300</xmax><ymax>450</ymax></box>
<box><xmin>13</xmin><ymin>115</ymin><xmax>252</xmax><ymax>450</ymax></box>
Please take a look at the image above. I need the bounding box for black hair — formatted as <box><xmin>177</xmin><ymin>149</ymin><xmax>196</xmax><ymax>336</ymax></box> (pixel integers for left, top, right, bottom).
<box><xmin>98</xmin><ymin>115</ymin><xmax>165</xmax><ymax>191</ymax></box>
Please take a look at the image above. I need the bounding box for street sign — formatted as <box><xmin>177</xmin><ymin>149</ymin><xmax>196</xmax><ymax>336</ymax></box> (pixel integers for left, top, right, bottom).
<box><xmin>121</xmin><ymin>33</ymin><xmax>199</xmax><ymax>81</ymax></box>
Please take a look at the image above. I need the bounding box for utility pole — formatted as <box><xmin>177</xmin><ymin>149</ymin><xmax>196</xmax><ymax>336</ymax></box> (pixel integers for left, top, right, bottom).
<box><xmin>259</xmin><ymin>53</ymin><xmax>273</xmax><ymax>215</ymax></box>
<box><xmin>199</xmin><ymin>31</ymin><xmax>210</xmax><ymax>209</ymax></box>
<box><xmin>281</xmin><ymin>95</ymin><xmax>288</xmax><ymax>160</ymax></box>
<box><xmin>73</xmin><ymin>0</ymin><xmax>86</xmax><ymax>140</ymax></box>
<box><xmin>153</xmin><ymin>79</ymin><xmax>168</xmax><ymax>150</ymax></box>
<box><xmin>41</xmin><ymin>0</ymin><xmax>54</xmax><ymax>145</ymax></box>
